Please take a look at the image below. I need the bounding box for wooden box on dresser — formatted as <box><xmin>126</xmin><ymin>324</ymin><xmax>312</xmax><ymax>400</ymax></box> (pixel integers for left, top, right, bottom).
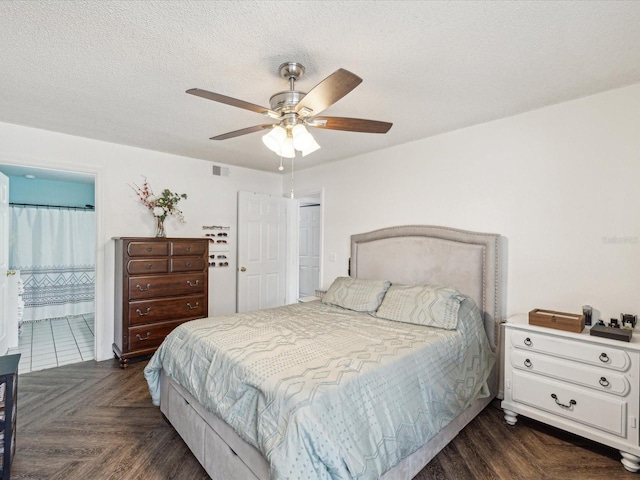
<box><xmin>113</xmin><ymin>237</ymin><xmax>208</xmax><ymax>368</ymax></box>
<box><xmin>502</xmin><ymin>315</ymin><xmax>640</xmax><ymax>472</ymax></box>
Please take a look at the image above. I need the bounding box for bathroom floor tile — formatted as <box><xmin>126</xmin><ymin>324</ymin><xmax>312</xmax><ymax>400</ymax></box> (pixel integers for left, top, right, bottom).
<box><xmin>8</xmin><ymin>313</ymin><xmax>95</xmax><ymax>374</ymax></box>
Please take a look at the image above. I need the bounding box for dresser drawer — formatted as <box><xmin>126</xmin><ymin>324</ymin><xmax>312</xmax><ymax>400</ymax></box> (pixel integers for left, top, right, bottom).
<box><xmin>512</xmin><ymin>370</ymin><xmax>626</xmax><ymax>437</ymax></box>
<box><xmin>128</xmin><ymin>319</ymin><xmax>188</xmax><ymax>351</ymax></box>
<box><xmin>128</xmin><ymin>273</ymin><xmax>206</xmax><ymax>300</ymax></box>
<box><xmin>127</xmin><ymin>241</ymin><xmax>169</xmax><ymax>257</ymax></box>
<box><xmin>128</xmin><ymin>295</ymin><xmax>206</xmax><ymax>325</ymax></box>
<box><xmin>510</xmin><ymin>330</ymin><xmax>630</xmax><ymax>371</ymax></box>
<box><xmin>511</xmin><ymin>349</ymin><xmax>630</xmax><ymax>396</ymax></box>
<box><xmin>172</xmin><ymin>241</ymin><xmax>208</xmax><ymax>256</ymax></box>
<box><xmin>171</xmin><ymin>257</ymin><xmax>206</xmax><ymax>272</ymax></box>
<box><xmin>127</xmin><ymin>259</ymin><xmax>169</xmax><ymax>275</ymax></box>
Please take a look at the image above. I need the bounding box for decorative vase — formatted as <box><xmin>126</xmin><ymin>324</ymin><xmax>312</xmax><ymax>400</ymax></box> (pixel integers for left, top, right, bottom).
<box><xmin>155</xmin><ymin>216</ymin><xmax>166</xmax><ymax>238</ymax></box>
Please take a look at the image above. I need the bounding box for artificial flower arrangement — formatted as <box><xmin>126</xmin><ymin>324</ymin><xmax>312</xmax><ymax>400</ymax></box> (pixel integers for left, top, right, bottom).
<box><xmin>131</xmin><ymin>177</ymin><xmax>187</xmax><ymax>237</ymax></box>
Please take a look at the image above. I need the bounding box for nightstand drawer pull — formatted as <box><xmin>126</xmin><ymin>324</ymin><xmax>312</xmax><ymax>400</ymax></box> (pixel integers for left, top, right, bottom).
<box><xmin>186</xmin><ymin>302</ymin><xmax>200</xmax><ymax>310</ymax></box>
<box><xmin>524</xmin><ymin>337</ymin><xmax>532</xmax><ymax>347</ymax></box>
<box><xmin>146</xmin><ymin>263</ymin><xmax>154</xmax><ymax>270</ymax></box>
<box><xmin>136</xmin><ymin>283</ymin><xmax>152</xmax><ymax>292</ymax></box>
<box><xmin>136</xmin><ymin>307</ymin><xmax>152</xmax><ymax>316</ymax></box>
<box><xmin>523</xmin><ymin>358</ymin><xmax>532</xmax><ymax>368</ymax></box>
<box><xmin>147</xmin><ymin>246</ymin><xmax>153</xmax><ymax>252</ymax></box>
<box><xmin>551</xmin><ymin>393</ymin><xmax>576</xmax><ymax>409</ymax></box>
<box><xmin>136</xmin><ymin>332</ymin><xmax>151</xmax><ymax>341</ymax></box>
<box><xmin>599</xmin><ymin>352</ymin><xmax>609</xmax><ymax>363</ymax></box>
<box><xmin>186</xmin><ymin>280</ymin><xmax>200</xmax><ymax>287</ymax></box>
<box><xmin>599</xmin><ymin>377</ymin><xmax>610</xmax><ymax>387</ymax></box>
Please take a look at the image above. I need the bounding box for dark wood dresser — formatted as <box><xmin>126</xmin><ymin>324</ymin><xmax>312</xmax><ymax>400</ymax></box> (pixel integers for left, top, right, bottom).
<box><xmin>113</xmin><ymin>237</ymin><xmax>208</xmax><ymax>367</ymax></box>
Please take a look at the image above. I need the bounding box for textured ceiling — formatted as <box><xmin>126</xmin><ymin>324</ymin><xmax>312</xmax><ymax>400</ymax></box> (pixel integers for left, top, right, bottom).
<box><xmin>2</xmin><ymin>1</ymin><xmax>640</xmax><ymax>173</ymax></box>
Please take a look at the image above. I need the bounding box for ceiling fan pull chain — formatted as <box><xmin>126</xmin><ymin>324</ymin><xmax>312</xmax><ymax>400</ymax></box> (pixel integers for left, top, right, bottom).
<box><xmin>290</xmin><ymin>156</ymin><xmax>295</xmax><ymax>199</ymax></box>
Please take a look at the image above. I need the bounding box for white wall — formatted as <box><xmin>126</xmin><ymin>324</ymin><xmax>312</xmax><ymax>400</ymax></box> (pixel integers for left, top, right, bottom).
<box><xmin>0</xmin><ymin>121</ymin><xmax>282</xmax><ymax>361</ymax></box>
<box><xmin>286</xmin><ymin>82</ymin><xmax>640</xmax><ymax>323</ymax></box>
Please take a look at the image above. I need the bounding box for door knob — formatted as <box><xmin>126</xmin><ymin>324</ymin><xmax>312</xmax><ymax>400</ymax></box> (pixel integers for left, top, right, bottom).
<box><xmin>240</xmin><ymin>266</ymin><xmax>246</xmax><ymax>272</ymax></box>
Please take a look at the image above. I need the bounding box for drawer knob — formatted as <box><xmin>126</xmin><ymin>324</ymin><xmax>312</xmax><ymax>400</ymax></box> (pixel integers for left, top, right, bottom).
<box><xmin>186</xmin><ymin>302</ymin><xmax>200</xmax><ymax>310</ymax></box>
<box><xmin>599</xmin><ymin>352</ymin><xmax>609</xmax><ymax>363</ymax></box>
<box><xmin>186</xmin><ymin>280</ymin><xmax>200</xmax><ymax>287</ymax></box>
<box><xmin>146</xmin><ymin>263</ymin><xmax>153</xmax><ymax>270</ymax></box>
<box><xmin>136</xmin><ymin>307</ymin><xmax>152</xmax><ymax>316</ymax></box>
<box><xmin>185</xmin><ymin>262</ymin><xmax>191</xmax><ymax>267</ymax></box>
<box><xmin>599</xmin><ymin>377</ymin><xmax>610</xmax><ymax>387</ymax></box>
<box><xmin>186</xmin><ymin>246</ymin><xmax>191</xmax><ymax>251</ymax></box>
<box><xmin>147</xmin><ymin>246</ymin><xmax>153</xmax><ymax>252</ymax></box>
<box><xmin>136</xmin><ymin>283</ymin><xmax>152</xmax><ymax>292</ymax></box>
<box><xmin>524</xmin><ymin>359</ymin><xmax>532</xmax><ymax>368</ymax></box>
<box><xmin>136</xmin><ymin>332</ymin><xmax>151</xmax><ymax>341</ymax></box>
<box><xmin>524</xmin><ymin>337</ymin><xmax>532</xmax><ymax>347</ymax></box>
<box><xmin>551</xmin><ymin>393</ymin><xmax>576</xmax><ymax>409</ymax></box>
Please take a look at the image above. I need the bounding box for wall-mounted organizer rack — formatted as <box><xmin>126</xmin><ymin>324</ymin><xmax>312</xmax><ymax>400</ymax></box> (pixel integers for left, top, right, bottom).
<box><xmin>203</xmin><ymin>225</ymin><xmax>231</xmax><ymax>267</ymax></box>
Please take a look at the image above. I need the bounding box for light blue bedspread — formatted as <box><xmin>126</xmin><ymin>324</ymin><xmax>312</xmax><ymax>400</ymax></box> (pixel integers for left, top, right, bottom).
<box><xmin>144</xmin><ymin>299</ymin><xmax>494</xmax><ymax>480</ymax></box>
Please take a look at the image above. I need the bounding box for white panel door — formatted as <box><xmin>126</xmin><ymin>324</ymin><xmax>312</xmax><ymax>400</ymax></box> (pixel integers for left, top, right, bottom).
<box><xmin>0</xmin><ymin>173</ymin><xmax>9</xmax><ymax>355</ymax></box>
<box><xmin>298</xmin><ymin>205</ymin><xmax>321</xmax><ymax>297</ymax></box>
<box><xmin>237</xmin><ymin>192</ymin><xmax>291</xmax><ymax>313</ymax></box>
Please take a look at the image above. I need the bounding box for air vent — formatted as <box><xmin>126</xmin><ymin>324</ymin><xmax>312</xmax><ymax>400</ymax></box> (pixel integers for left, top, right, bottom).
<box><xmin>212</xmin><ymin>165</ymin><xmax>230</xmax><ymax>177</ymax></box>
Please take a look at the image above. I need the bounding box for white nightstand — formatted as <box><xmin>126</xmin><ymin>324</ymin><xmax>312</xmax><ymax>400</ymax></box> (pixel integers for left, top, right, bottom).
<box><xmin>502</xmin><ymin>315</ymin><xmax>640</xmax><ymax>472</ymax></box>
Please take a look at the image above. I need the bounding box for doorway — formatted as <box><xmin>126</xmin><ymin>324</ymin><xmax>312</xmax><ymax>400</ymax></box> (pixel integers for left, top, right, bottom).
<box><xmin>297</xmin><ymin>191</ymin><xmax>322</xmax><ymax>299</ymax></box>
<box><xmin>0</xmin><ymin>164</ymin><xmax>96</xmax><ymax>373</ymax></box>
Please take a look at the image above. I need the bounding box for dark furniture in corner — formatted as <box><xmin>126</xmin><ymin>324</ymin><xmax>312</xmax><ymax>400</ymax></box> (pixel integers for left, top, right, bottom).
<box><xmin>0</xmin><ymin>353</ymin><xmax>20</xmax><ymax>479</ymax></box>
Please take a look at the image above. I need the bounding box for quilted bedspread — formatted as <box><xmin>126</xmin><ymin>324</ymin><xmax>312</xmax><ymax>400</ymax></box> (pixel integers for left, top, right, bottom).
<box><xmin>144</xmin><ymin>299</ymin><xmax>495</xmax><ymax>480</ymax></box>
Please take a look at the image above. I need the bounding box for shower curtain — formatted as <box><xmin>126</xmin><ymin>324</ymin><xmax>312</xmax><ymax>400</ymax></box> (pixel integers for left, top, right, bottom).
<box><xmin>9</xmin><ymin>206</ymin><xmax>95</xmax><ymax>322</ymax></box>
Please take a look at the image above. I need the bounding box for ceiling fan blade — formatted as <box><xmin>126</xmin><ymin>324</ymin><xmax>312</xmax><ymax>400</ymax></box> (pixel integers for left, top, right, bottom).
<box><xmin>210</xmin><ymin>124</ymin><xmax>274</xmax><ymax>140</ymax></box>
<box><xmin>187</xmin><ymin>88</ymin><xmax>279</xmax><ymax>118</ymax></box>
<box><xmin>295</xmin><ymin>69</ymin><xmax>362</xmax><ymax>117</ymax></box>
<box><xmin>309</xmin><ymin>116</ymin><xmax>392</xmax><ymax>134</ymax></box>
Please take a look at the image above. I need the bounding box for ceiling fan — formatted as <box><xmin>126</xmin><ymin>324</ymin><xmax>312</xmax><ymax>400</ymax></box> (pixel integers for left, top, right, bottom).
<box><xmin>186</xmin><ymin>62</ymin><xmax>392</xmax><ymax>158</ymax></box>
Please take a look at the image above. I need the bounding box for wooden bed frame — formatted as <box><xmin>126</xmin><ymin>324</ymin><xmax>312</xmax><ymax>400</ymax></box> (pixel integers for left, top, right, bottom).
<box><xmin>159</xmin><ymin>225</ymin><xmax>504</xmax><ymax>479</ymax></box>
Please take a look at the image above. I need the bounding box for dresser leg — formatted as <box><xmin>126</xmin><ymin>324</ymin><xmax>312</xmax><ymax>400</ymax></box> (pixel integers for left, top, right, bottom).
<box><xmin>620</xmin><ymin>451</ymin><xmax>640</xmax><ymax>472</ymax></box>
<box><xmin>119</xmin><ymin>357</ymin><xmax>130</xmax><ymax>369</ymax></box>
<box><xmin>503</xmin><ymin>409</ymin><xmax>518</xmax><ymax>426</ymax></box>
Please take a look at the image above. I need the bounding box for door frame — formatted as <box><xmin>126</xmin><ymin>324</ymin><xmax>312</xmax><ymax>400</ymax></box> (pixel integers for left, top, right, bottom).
<box><xmin>292</xmin><ymin>188</ymin><xmax>324</xmax><ymax>297</ymax></box>
<box><xmin>0</xmin><ymin>157</ymin><xmax>102</xmax><ymax>360</ymax></box>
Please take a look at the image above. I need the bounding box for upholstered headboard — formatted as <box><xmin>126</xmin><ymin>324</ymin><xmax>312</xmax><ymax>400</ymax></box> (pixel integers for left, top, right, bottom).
<box><xmin>350</xmin><ymin>225</ymin><xmax>504</xmax><ymax>351</ymax></box>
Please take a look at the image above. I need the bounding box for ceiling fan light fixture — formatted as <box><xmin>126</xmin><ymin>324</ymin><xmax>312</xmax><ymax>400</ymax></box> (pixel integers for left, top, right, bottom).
<box><xmin>262</xmin><ymin>125</ymin><xmax>287</xmax><ymax>153</ymax></box>
<box><xmin>300</xmin><ymin>137</ymin><xmax>321</xmax><ymax>156</ymax></box>
<box><xmin>292</xmin><ymin>124</ymin><xmax>321</xmax><ymax>156</ymax></box>
<box><xmin>291</xmin><ymin>124</ymin><xmax>315</xmax><ymax>151</ymax></box>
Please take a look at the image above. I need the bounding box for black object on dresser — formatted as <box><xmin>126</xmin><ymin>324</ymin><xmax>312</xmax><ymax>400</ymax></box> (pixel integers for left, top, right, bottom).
<box><xmin>113</xmin><ymin>238</ymin><xmax>208</xmax><ymax>368</ymax></box>
<box><xmin>0</xmin><ymin>353</ymin><xmax>20</xmax><ymax>480</ymax></box>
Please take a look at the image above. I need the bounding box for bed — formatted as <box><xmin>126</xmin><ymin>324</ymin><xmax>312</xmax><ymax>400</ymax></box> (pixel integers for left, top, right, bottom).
<box><xmin>144</xmin><ymin>225</ymin><xmax>504</xmax><ymax>479</ymax></box>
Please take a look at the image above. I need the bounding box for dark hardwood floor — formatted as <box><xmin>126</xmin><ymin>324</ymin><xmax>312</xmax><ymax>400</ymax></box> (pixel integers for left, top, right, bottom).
<box><xmin>10</xmin><ymin>359</ymin><xmax>635</xmax><ymax>479</ymax></box>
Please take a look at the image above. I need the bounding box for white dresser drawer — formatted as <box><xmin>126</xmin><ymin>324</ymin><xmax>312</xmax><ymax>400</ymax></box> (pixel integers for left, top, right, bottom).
<box><xmin>510</xmin><ymin>330</ymin><xmax>630</xmax><ymax>371</ymax></box>
<box><xmin>511</xmin><ymin>349</ymin><xmax>630</xmax><ymax>396</ymax></box>
<box><xmin>512</xmin><ymin>370</ymin><xmax>626</xmax><ymax>437</ymax></box>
